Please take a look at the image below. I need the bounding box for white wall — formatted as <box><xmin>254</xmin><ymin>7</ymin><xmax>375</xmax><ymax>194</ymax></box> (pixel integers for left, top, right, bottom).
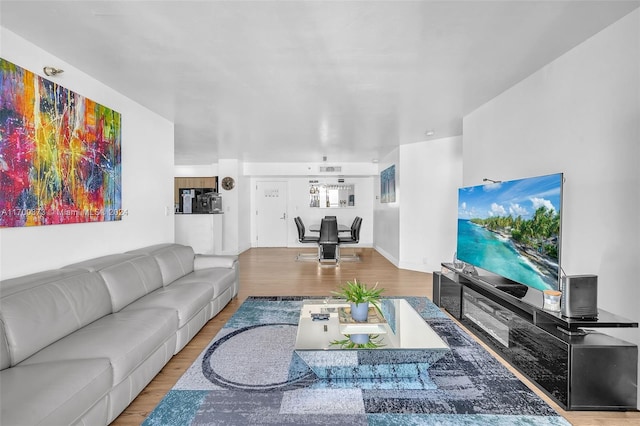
<box><xmin>399</xmin><ymin>136</ymin><xmax>463</xmax><ymax>272</ymax></box>
<box><xmin>463</xmin><ymin>9</ymin><xmax>639</xmax><ymax>405</ymax></box>
<box><xmin>237</xmin><ymin>163</ymin><xmax>252</xmax><ymax>254</ymax></box>
<box><xmin>174</xmin><ymin>164</ymin><xmax>218</xmax><ymax>177</ymax></box>
<box><xmin>244</xmin><ymin>162</ymin><xmax>378</xmax><ymax>177</ymax></box>
<box><xmin>374</xmin><ymin>149</ymin><xmax>400</xmax><ymax>265</ymax></box>
<box><xmin>218</xmin><ymin>159</ymin><xmax>242</xmax><ymax>255</ymax></box>
<box><xmin>0</xmin><ymin>28</ymin><xmax>175</xmax><ymax>280</ymax></box>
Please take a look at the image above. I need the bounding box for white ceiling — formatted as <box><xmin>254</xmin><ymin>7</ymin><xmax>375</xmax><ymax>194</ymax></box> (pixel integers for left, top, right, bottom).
<box><xmin>1</xmin><ymin>1</ymin><xmax>638</xmax><ymax>165</ymax></box>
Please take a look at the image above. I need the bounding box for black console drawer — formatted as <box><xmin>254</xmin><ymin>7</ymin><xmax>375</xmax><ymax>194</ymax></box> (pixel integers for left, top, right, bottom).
<box><xmin>433</xmin><ymin>271</ymin><xmax>462</xmax><ymax>319</ymax></box>
<box><xmin>461</xmin><ymin>287</ymin><xmax>569</xmax><ymax>406</ymax></box>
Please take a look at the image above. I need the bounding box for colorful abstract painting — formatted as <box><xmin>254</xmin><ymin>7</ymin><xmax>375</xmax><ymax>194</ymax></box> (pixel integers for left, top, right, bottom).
<box><xmin>0</xmin><ymin>58</ymin><xmax>122</xmax><ymax>227</ymax></box>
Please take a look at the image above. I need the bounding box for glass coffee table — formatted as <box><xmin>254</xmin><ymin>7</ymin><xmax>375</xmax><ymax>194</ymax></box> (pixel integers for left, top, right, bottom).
<box><xmin>294</xmin><ymin>298</ymin><xmax>450</xmax><ymax>379</ymax></box>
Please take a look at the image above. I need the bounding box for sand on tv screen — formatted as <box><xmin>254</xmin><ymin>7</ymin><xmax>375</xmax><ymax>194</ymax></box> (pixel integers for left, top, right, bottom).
<box><xmin>456</xmin><ymin>173</ymin><xmax>563</xmax><ymax>291</ymax></box>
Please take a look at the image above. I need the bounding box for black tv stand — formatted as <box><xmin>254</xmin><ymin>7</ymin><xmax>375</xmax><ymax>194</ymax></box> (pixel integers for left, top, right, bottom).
<box><xmin>433</xmin><ymin>263</ymin><xmax>638</xmax><ymax>411</ymax></box>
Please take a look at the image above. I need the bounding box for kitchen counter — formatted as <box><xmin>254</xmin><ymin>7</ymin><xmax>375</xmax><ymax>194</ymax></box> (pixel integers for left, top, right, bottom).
<box><xmin>175</xmin><ymin>212</ymin><xmax>224</xmax><ymax>214</ymax></box>
<box><xmin>175</xmin><ymin>214</ymin><xmax>223</xmax><ymax>254</ymax></box>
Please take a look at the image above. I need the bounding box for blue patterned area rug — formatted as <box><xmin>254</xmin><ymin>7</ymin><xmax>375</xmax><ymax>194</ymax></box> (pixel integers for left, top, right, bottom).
<box><xmin>144</xmin><ymin>296</ymin><xmax>570</xmax><ymax>425</ymax></box>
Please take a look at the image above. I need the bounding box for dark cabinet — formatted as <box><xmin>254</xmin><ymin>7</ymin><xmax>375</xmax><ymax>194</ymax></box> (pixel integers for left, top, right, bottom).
<box><xmin>433</xmin><ymin>266</ymin><xmax>638</xmax><ymax>411</ymax></box>
<box><xmin>432</xmin><ymin>270</ymin><xmax>463</xmax><ymax>319</ymax></box>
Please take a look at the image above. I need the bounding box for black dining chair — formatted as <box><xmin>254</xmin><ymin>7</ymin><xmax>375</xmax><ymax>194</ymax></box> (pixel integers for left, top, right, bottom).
<box><xmin>340</xmin><ymin>216</ymin><xmax>359</xmax><ymax>233</ymax></box>
<box><xmin>338</xmin><ymin>216</ymin><xmax>361</xmax><ymax>244</ymax></box>
<box><xmin>338</xmin><ymin>217</ymin><xmax>362</xmax><ymax>261</ymax></box>
<box><xmin>318</xmin><ymin>218</ymin><xmax>339</xmax><ymax>264</ymax></box>
<box><xmin>295</xmin><ymin>217</ymin><xmax>319</xmax><ymax>243</ymax></box>
<box><xmin>294</xmin><ymin>217</ymin><xmax>320</xmax><ymax>261</ymax></box>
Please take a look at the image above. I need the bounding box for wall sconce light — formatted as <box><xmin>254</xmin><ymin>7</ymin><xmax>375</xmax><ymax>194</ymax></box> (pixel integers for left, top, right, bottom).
<box><xmin>43</xmin><ymin>67</ymin><xmax>64</xmax><ymax>77</ymax></box>
<box><xmin>483</xmin><ymin>178</ymin><xmax>502</xmax><ymax>184</ymax></box>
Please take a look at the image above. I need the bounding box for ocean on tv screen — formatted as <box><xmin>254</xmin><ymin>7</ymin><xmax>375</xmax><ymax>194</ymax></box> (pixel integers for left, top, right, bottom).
<box><xmin>456</xmin><ymin>173</ymin><xmax>562</xmax><ymax>292</ymax></box>
<box><xmin>457</xmin><ymin>219</ymin><xmax>558</xmax><ymax>291</ymax></box>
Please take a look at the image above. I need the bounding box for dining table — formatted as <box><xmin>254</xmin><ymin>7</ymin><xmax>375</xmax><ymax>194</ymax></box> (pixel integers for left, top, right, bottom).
<box><xmin>309</xmin><ymin>223</ymin><xmax>350</xmax><ymax>233</ymax></box>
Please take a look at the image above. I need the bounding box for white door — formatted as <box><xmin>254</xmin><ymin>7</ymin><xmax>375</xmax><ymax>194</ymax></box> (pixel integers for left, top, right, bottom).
<box><xmin>256</xmin><ymin>181</ymin><xmax>288</xmax><ymax>247</ymax></box>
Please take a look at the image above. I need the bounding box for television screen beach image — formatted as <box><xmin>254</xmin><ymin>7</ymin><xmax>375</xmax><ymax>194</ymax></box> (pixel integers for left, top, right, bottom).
<box><xmin>457</xmin><ymin>173</ymin><xmax>563</xmax><ymax>291</ymax></box>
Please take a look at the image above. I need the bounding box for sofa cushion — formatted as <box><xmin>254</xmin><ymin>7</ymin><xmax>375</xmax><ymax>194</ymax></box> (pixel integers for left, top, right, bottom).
<box><xmin>123</xmin><ymin>282</ymin><xmax>213</xmax><ymax>327</ymax></box>
<box><xmin>97</xmin><ymin>256</ymin><xmax>164</xmax><ymax>312</ymax></box>
<box><xmin>0</xmin><ymin>358</ymin><xmax>112</xmax><ymax>426</ymax></box>
<box><xmin>0</xmin><ymin>270</ymin><xmax>111</xmax><ymax>366</ymax></box>
<box><xmin>128</xmin><ymin>244</ymin><xmax>196</xmax><ymax>286</ymax></box>
<box><xmin>0</xmin><ymin>268</ymin><xmax>75</xmax><ymax>368</ymax></box>
<box><xmin>63</xmin><ymin>253</ymin><xmax>143</xmax><ymax>272</ymax></box>
<box><xmin>20</xmin><ymin>308</ymin><xmax>177</xmax><ymax>386</ymax></box>
<box><xmin>0</xmin><ymin>268</ymin><xmax>86</xmax><ymax>296</ymax></box>
<box><xmin>64</xmin><ymin>253</ymin><xmax>165</xmax><ymax>312</ymax></box>
<box><xmin>154</xmin><ymin>245</ymin><xmax>196</xmax><ymax>286</ymax></box>
<box><xmin>172</xmin><ymin>267</ymin><xmax>236</xmax><ymax>298</ymax></box>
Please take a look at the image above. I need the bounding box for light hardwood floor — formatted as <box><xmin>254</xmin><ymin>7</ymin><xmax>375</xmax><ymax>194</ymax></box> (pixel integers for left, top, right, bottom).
<box><xmin>112</xmin><ymin>248</ymin><xmax>639</xmax><ymax>425</ymax></box>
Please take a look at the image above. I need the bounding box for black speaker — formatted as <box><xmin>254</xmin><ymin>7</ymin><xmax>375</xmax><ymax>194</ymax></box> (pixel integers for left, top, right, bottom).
<box><xmin>561</xmin><ymin>275</ymin><xmax>598</xmax><ymax>318</ymax></box>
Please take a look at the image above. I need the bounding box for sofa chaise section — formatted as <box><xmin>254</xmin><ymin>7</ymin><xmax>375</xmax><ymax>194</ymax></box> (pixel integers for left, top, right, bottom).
<box><xmin>0</xmin><ymin>358</ymin><xmax>113</xmax><ymax>426</ymax></box>
<box><xmin>0</xmin><ymin>269</ymin><xmax>121</xmax><ymax>425</ymax></box>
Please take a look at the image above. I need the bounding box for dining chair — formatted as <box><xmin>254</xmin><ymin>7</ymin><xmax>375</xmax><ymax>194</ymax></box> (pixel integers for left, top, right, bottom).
<box><xmin>295</xmin><ymin>217</ymin><xmax>319</xmax><ymax>243</ymax></box>
<box><xmin>319</xmin><ymin>218</ymin><xmax>339</xmax><ymax>264</ymax></box>
<box><xmin>294</xmin><ymin>217</ymin><xmax>319</xmax><ymax>261</ymax></box>
<box><xmin>338</xmin><ymin>217</ymin><xmax>362</xmax><ymax>261</ymax></box>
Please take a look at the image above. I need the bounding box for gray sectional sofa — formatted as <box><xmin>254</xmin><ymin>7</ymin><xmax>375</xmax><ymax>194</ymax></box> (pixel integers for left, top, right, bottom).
<box><xmin>0</xmin><ymin>243</ymin><xmax>238</xmax><ymax>426</ymax></box>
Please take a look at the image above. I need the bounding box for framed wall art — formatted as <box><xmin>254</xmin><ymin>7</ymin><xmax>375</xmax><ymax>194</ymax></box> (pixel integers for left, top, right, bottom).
<box><xmin>380</xmin><ymin>164</ymin><xmax>396</xmax><ymax>203</ymax></box>
<box><xmin>0</xmin><ymin>58</ymin><xmax>122</xmax><ymax>227</ymax></box>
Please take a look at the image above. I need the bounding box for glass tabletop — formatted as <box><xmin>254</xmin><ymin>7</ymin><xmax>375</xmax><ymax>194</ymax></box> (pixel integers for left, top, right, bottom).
<box><xmin>309</xmin><ymin>224</ymin><xmax>350</xmax><ymax>232</ymax></box>
<box><xmin>295</xmin><ymin>298</ymin><xmax>449</xmax><ymax>351</ymax></box>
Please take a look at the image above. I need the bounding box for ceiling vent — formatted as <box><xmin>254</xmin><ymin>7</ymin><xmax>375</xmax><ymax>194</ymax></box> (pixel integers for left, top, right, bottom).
<box><xmin>319</xmin><ymin>166</ymin><xmax>341</xmax><ymax>173</ymax></box>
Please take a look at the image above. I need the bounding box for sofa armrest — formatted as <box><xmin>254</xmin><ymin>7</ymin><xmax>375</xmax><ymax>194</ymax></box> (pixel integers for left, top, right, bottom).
<box><xmin>194</xmin><ymin>254</ymin><xmax>238</xmax><ymax>270</ymax></box>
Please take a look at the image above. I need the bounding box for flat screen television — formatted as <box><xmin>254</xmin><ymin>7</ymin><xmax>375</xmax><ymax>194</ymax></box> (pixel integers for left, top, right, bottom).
<box><xmin>456</xmin><ymin>173</ymin><xmax>563</xmax><ymax>292</ymax></box>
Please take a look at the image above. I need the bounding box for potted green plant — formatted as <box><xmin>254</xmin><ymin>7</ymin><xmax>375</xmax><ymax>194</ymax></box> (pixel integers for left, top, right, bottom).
<box><xmin>332</xmin><ymin>278</ymin><xmax>384</xmax><ymax>322</ymax></box>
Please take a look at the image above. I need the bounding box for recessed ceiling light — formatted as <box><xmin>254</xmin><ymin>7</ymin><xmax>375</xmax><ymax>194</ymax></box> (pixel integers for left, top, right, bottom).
<box><xmin>425</xmin><ymin>130</ymin><xmax>435</xmax><ymax>137</ymax></box>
